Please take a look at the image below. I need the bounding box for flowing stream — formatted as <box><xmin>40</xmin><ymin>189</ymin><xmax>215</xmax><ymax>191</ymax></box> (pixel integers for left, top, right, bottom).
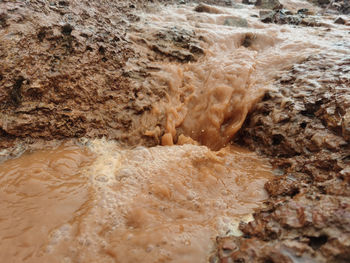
<box><xmin>0</xmin><ymin>1</ymin><xmax>349</xmax><ymax>262</ymax></box>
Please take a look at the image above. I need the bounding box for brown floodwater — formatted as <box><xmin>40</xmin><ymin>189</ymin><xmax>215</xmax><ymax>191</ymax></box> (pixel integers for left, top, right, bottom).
<box><xmin>130</xmin><ymin>0</ymin><xmax>348</xmax><ymax>150</ymax></box>
<box><xmin>2</xmin><ymin>0</ymin><xmax>350</xmax><ymax>262</ymax></box>
<box><xmin>0</xmin><ymin>144</ymin><xmax>94</xmax><ymax>262</ymax></box>
<box><xmin>0</xmin><ymin>140</ymin><xmax>272</xmax><ymax>263</ymax></box>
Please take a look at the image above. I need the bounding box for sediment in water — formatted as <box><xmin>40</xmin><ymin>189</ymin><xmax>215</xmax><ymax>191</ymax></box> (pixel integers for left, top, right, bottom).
<box><xmin>0</xmin><ymin>140</ymin><xmax>273</xmax><ymax>262</ymax></box>
<box><xmin>0</xmin><ymin>0</ymin><xmax>350</xmax><ymax>262</ymax></box>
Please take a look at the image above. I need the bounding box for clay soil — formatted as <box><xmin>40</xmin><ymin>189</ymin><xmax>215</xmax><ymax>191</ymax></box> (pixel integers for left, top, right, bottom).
<box><xmin>217</xmin><ymin>45</ymin><xmax>350</xmax><ymax>263</ymax></box>
<box><xmin>1</xmin><ymin>0</ymin><xmax>350</xmax><ymax>262</ymax></box>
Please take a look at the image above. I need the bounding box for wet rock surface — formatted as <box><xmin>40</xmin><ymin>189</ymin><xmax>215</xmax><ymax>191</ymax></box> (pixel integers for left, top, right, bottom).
<box><xmin>218</xmin><ymin>45</ymin><xmax>350</xmax><ymax>262</ymax></box>
<box><xmin>259</xmin><ymin>9</ymin><xmax>303</xmax><ymax>24</ymax></box>
<box><xmin>130</xmin><ymin>25</ymin><xmax>204</xmax><ymax>63</ymax></box>
<box><xmin>0</xmin><ymin>0</ymin><xmax>225</xmax><ymax>152</ymax></box>
<box><xmin>255</xmin><ymin>0</ymin><xmax>283</xmax><ymax>10</ymax></box>
<box><xmin>310</xmin><ymin>0</ymin><xmax>350</xmax><ymax>14</ymax></box>
<box><xmin>257</xmin><ymin>4</ymin><xmax>329</xmax><ymax>26</ymax></box>
<box><xmin>0</xmin><ymin>0</ymin><xmax>170</xmax><ymax>150</ymax></box>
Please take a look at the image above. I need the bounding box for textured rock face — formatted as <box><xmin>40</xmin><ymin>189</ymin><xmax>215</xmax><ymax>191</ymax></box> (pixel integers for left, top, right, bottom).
<box><xmin>309</xmin><ymin>0</ymin><xmax>350</xmax><ymax>14</ymax></box>
<box><xmin>216</xmin><ymin>45</ymin><xmax>350</xmax><ymax>263</ymax></box>
<box><xmin>0</xmin><ymin>0</ymin><xmax>170</xmax><ymax>148</ymax></box>
<box><xmin>0</xmin><ymin>0</ymin><xmax>216</xmax><ymax>150</ymax></box>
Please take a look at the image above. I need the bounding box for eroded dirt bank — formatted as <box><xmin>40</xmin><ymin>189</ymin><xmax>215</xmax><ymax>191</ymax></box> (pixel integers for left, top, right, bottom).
<box><xmin>1</xmin><ymin>0</ymin><xmax>350</xmax><ymax>262</ymax></box>
<box><xmin>0</xmin><ymin>0</ymin><xmax>165</xmax><ymax>151</ymax></box>
<box><xmin>0</xmin><ymin>0</ymin><xmax>250</xmax><ymax>152</ymax></box>
<box><xmin>217</xmin><ymin>37</ymin><xmax>350</xmax><ymax>263</ymax></box>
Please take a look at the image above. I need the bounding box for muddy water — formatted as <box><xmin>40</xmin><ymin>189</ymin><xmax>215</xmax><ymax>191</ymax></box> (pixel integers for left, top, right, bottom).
<box><xmin>0</xmin><ymin>144</ymin><xmax>94</xmax><ymax>262</ymax></box>
<box><xmin>0</xmin><ymin>141</ymin><xmax>272</xmax><ymax>262</ymax></box>
<box><xmin>133</xmin><ymin>2</ymin><xmax>348</xmax><ymax>149</ymax></box>
<box><xmin>1</xmin><ymin>1</ymin><xmax>350</xmax><ymax>263</ymax></box>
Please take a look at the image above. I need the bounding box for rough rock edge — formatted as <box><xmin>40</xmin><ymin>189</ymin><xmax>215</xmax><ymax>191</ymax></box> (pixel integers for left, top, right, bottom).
<box><xmin>215</xmin><ymin>44</ymin><xmax>350</xmax><ymax>262</ymax></box>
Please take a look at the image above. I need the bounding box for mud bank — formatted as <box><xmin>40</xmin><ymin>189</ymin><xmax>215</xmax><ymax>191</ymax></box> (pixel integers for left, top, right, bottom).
<box><xmin>0</xmin><ymin>0</ymin><xmax>253</xmax><ymax>150</ymax></box>
<box><xmin>0</xmin><ymin>0</ymin><xmax>165</xmax><ymax>150</ymax></box>
<box><xmin>1</xmin><ymin>0</ymin><xmax>350</xmax><ymax>262</ymax></box>
<box><xmin>217</xmin><ymin>43</ymin><xmax>350</xmax><ymax>262</ymax></box>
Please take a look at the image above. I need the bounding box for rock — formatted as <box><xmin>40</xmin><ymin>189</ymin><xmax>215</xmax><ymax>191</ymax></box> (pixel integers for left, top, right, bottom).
<box><xmin>224</xmin><ymin>17</ymin><xmax>249</xmax><ymax>27</ymax></box>
<box><xmin>277</xmin><ymin>13</ymin><xmax>302</xmax><ymax>25</ymax></box>
<box><xmin>58</xmin><ymin>0</ymin><xmax>69</xmax><ymax>6</ymax></box>
<box><xmin>297</xmin><ymin>8</ymin><xmax>309</xmax><ymax>14</ymax></box>
<box><xmin>265</xmin><ymin>175</ymin><xmax>300</xmax><ymax>197</ymax></box>
<box><xmin>301</xmin><ymin>17</ymin><xmax>321</xmax><ymax>27</ymax></box>
<box><xmin>280</xmin><ymin>9</ymin><xmax>293</xmax><ymax>15</ymax></box>
<box><xmin>340</xmin><ymin>1</ymin><xmax>350</xmax><ymax>14</ymax></box>
<box><xmin>312</xmin><ymin>0</ymin><xmax>350</xmax><ymax>14</ymax></box>
<box><xmin>242</xmin><ymin>0</ymin><xmax>256</xmax><ymax>5</ymax></box>
<box><xmin>317</xmin><ymin>0</ymin><xmax>330</xmax><ymax>6</ymax></box>
<box><xmin>61</xmin><ymin>23</ymin><xmax>73</xmax><ymax>35</ymax></box>
<box><xmin>0</xmin><ymin>13</ymin><xmax>8</xmax><ymax>28</ymax></box>
<box><xmin>9</xmin><ymin>77</ymin><xmax>25</xmax><ymax>106</ymax></box>
<box><xmin>334</xmin><ymin>16</ymin><xmax>346</xmax><ymax>24</ymax></box>
<box><xmin>255</xmin><ymin>0</ymin><xmax>283</xmax><ymax>10</ymax></box>
<box><xmin>342</xmin><ymin>111</ymin><xmax>350</xmax><ymax>141</ymax></box>
<box><xmin>259</xmin><ymin>10</ymin><xmax>276</xmax><ymax>23</ymax></box>
<box><xmin>340</xmin><ymin>167</ymin><xmax>350</xmax><ymax>183</ymax></box>
<box><xmin>194</xmin><ymin>3</ymin><xmax>223</xmax><ymax>14</ymax></box>
<box><xmin>260</xmin><ymin>10</ymin><xmax>302</xmax><ymax>25</ymax></box>
<box><xmin>148</xmin><ymin>28</ymin><xmax>204</xmax><ymax>62</ymax></box>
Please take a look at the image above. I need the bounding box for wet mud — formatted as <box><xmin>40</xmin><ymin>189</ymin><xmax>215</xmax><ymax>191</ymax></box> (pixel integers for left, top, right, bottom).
<box><xmin>217</xmin><ymin>42</ymin><xmax>350</xmax><ymax>263</ymax></box>
<box><xmin>1</xmin><ymin>0</ymin><xmax>350</xmax><ymax>262</ymax></box>
<box><xmin>0</xmin><ymin>0</ymin><xmax>163</xmax><ymax>149</ymax></box>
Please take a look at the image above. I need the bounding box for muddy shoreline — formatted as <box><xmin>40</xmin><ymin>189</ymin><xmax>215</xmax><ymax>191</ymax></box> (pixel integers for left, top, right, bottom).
<box><xmin>1</xmin><ymin>0</ymin><xmax>350</xmax><ymax>262</ymax></box>
<box><xmin>218</xmin><ymin>43</ymin><xmax>350</xmax><ymax>262</ymax></box>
